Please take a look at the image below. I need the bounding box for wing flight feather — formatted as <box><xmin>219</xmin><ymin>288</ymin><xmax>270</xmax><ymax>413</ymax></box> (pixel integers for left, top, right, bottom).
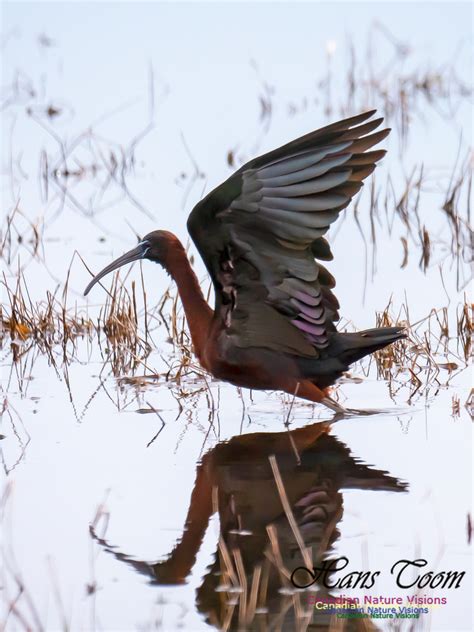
<box><xmin>187</xmin><ymin>111</ymin><xmax>389</xmax><ymax>357</ymax></box>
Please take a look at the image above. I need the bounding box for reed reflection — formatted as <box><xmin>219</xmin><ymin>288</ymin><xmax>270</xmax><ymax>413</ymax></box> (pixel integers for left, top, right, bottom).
<box><xmin>92</xmin><ymin>422</ymin><xmax>406</xmax><ymax>631</ymax></box>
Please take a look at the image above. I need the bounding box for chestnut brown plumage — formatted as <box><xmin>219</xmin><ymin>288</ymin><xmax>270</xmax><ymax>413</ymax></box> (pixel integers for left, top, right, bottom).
<box><xmin>84</xmin><ymin>110</ymin><xmax>405</xmax><ymax>414</ymax></box>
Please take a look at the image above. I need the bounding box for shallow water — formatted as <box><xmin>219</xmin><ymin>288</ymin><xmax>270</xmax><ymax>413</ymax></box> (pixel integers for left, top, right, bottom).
<box><xmin>1</xmin><ymin>3</ymin><xmax>472</xmax><ymax>631</ymax></box>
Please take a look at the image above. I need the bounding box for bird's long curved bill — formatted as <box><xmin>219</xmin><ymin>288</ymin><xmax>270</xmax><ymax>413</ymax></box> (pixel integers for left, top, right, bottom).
<box><xmin>84</xmin><ymin>244</ymin><xmax>147</xmax><ymax>296</ymax></box>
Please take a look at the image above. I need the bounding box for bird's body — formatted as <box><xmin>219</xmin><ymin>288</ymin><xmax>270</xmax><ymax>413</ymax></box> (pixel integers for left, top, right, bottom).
<box><xmin>85</xmin><ymin>110</ymin><xmax>405</xmax><ymax>414</ymax></box>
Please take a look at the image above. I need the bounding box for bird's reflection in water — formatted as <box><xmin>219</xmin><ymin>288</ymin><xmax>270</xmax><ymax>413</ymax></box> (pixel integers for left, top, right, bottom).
<box><xmin>93</xmin><ymin>422</ymin><xmax>407</xmax><ymax>631</ymax></box>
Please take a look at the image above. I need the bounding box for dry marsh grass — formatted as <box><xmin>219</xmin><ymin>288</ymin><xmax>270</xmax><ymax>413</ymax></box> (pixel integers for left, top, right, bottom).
<box><xmin>287</xmin><ymin>22</ymin><xmax>472</xmax><ymax>145</ymax></box>
<box><xmin>1</xmin><ymin>267</ymin><xmax>151</xmax><ymax>380</ymax></box>
<box><xmin>2</xmin><ymin>61</ymin><xmax>158</xmax><ymax>227</ymax></box>
<box><xmin>344</xmin><ymin>148</ymin><xmax>472</xmax><ymax>295</ymax></box>
<box><xmin>2</xmin><ymin>261</ymin><xmax>470</xmax><ymax>418</ymax></box>
<box><xmin>370</xmin><ymin>297</ymin><xmax>472</xmax><ymax>406</ymax></box>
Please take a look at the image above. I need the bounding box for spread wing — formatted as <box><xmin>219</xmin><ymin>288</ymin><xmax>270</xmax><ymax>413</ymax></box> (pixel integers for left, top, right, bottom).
<box><xmin>187</xmin><ymin>110</ymin><xmax>389</xmax><ymax>358</ymax></box>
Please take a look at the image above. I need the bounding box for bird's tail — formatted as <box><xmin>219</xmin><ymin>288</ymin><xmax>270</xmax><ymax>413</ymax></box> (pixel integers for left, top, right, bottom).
<box><xmin>336</xmin><ymin>326</ymin><xmax>406</xmax><ymax>365</ymax></box>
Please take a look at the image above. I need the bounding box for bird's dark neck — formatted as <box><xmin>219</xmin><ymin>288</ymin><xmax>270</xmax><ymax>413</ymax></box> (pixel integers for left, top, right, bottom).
<box><xmin>150</xmin><ymin>459</ymin><xmax>213</xmax><ymax>583</ymax></box>
<box><xmin>163</xmin><ymin>240</ymin><xmax>213</xmax><ymax>362</ymax></box>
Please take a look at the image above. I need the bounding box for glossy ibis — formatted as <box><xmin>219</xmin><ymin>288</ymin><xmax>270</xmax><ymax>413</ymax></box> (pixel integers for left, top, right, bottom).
<box><xmin>84</xmin><ymin>110</ymin><xmax>405</xmax><ymax>414</ymax></box>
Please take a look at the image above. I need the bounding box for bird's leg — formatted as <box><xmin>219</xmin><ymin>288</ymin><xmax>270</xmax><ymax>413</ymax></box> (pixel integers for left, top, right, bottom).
<box><xmin>285</xmin><ymin>380</ymin><xmax>350</xmax><ymax>415</ymax></box>
<box><xmin>283</xmin><ymin>381</ymin><xmax>300</xmax><ymax>428</ymax></box>
<box><xmin>284</xmin><ymin>381</ymin><xmax>380</xmax><ymax>417</ymax></box>
<box><xmin>150</xmin><ymin>458</ymin><xmax>214</xmax><ymax>584</ymax></box>
<box><xmin>320</xmin><ymin>386</ymin><xmax>349</xmax><ymax>415</ymax></box>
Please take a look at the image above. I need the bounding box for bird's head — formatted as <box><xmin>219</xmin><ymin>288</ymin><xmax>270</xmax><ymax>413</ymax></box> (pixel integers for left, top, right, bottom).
<box><xmin>84</xmin><ymin>230</ymin><xmax>178</xmax><ymax>296</ymax></box>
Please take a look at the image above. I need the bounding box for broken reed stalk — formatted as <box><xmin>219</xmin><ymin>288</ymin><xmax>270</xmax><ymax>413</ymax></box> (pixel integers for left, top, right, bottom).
<box><xmin>269</xmin><ymin>455</ymin><xmax>312</xmax><ymax>570</ymax></box>
<box><xmin>0</xmin><ymin>203</ymin><xmax>44</xmax><ymax>267</ymax></box>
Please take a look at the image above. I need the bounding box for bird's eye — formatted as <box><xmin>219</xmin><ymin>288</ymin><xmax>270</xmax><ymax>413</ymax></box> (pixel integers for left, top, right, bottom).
<box><xmin>139</xmin><ymin>240</ymin><xmax>151</xmax><ymax>256</ymax></box>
